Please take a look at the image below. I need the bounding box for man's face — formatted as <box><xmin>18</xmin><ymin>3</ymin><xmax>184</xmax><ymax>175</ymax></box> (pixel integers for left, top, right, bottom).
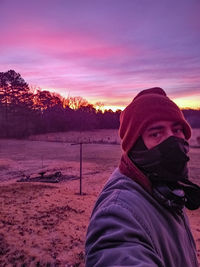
<box><xmin>142</xmin><ymin>120</ymin><xmax>185</xmax><ymax>149</ymax></box>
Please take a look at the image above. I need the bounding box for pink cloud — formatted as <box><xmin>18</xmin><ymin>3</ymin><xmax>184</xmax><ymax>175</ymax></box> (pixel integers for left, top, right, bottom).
<box><xmin>1</xmin><ymin>21</ymin><xmax>139</xmax><ymax>62</ymax></box>
<box><xmin>1</xmin><ymin>1</ymin><xmax>200</xmax><ymax>110</ymax></box>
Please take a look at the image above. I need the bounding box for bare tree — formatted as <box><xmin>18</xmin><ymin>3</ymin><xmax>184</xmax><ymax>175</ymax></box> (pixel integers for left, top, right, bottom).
<box><xmin>64</xmin><ymin>96</ymin><xmax>88</xmax><ymax>110</ymax></box>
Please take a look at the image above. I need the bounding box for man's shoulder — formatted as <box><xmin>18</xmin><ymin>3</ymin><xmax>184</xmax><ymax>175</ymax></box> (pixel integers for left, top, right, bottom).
<box><xmin>93</xmin><ymin>168</ymin><xmax>153</xmax><ymax>214</ymax></box>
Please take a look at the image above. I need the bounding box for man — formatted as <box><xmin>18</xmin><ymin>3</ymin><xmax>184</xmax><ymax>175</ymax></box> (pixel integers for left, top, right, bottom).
<box><xmin>85</xmin><ymin>87</ymin><xmax>200</xmax><ymax>267</ymax></box>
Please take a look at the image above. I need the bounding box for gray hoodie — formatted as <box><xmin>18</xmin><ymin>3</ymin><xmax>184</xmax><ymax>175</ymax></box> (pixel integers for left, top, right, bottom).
<box><xmin>85</xmin><ymin>168</ymin><xmax>198</xmax><ymax>267</ymax></box>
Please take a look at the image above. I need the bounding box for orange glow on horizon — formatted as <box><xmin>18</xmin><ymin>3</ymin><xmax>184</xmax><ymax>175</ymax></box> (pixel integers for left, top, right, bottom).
<box><xmin>173</xmin><ymin>96</ymin><xmax>200</xmax><ymax>110</ymax></box>
<box><xmin>101</xmin><ymin>105</ymin><xmax>125</xmax><ymax>112</ymax></box>
<box><xmin>99</xmin><ymin>97</ymin><xmax>200</xmax><ymax>112</ymax></box>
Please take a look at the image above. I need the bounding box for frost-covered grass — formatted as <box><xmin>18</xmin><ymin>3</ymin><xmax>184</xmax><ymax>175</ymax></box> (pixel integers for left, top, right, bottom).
<box><xmin>0</xmin><ymin>130</ymin><xmax>199</xmax><ymax>266</ymax></box>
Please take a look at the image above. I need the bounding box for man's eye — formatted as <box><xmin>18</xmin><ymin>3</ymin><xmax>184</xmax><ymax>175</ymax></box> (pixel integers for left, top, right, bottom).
<box><xmin>150</xmin><ymin>132</ymin><xmax>161</xmax><ymax>138</ymax></box>
<box><xmin>173</xmin><ymin>128</ymin><xmax>183</xmax><ymax>134</ymax></box>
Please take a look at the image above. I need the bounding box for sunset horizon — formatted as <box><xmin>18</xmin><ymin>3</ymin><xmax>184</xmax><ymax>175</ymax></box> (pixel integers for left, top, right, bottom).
<box><xmin>1</xmin><ymin>1</ymin><xmax>200</xmax><ymax>111</ymax></box>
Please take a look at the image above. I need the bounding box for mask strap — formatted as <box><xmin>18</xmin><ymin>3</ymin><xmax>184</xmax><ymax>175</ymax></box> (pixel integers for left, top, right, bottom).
<box><xmin>152</xmin><ymin>183</ymin><xmax>186</xmax><ymax>212</ymax></box>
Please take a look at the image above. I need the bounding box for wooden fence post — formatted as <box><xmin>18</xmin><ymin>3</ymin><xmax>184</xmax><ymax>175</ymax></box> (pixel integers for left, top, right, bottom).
<box><xmin>71</xmin><ymin>142</ymin><xmax>84</xmax><ymax>195</ymax></box>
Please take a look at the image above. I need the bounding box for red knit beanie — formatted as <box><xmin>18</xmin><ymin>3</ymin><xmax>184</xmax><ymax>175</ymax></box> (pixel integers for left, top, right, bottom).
<box><xmin>119</xmin><ymin>87</ymin><xmax>191</xmax><ymax>153</ymax></box>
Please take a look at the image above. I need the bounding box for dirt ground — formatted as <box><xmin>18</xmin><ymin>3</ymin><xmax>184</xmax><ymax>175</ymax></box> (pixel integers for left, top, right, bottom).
<box><xmin>0</xmin><ymin>177</ymin><xmax>107</xmax><ymax>267</ymax></box>
<box><xmin>0</xmin><ymin>131</ymin><xmax>200</xmax><ymax>266</ymax></box>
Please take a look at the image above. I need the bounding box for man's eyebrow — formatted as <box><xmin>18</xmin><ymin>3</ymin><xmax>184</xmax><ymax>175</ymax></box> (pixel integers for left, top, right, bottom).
<box><xmin>172</xmin><ymin>122</ymin><xmax>182</xmax><ymax>127</ymax></box>
<box><xmin>146</xmin><ymin>122</ymin><xmax>183</xmax><ymax>132</ymax></box>
<box><xmin>146</xmin><ymin>125</ymin><xmax>164</xmax><ymax>132</ymax></box>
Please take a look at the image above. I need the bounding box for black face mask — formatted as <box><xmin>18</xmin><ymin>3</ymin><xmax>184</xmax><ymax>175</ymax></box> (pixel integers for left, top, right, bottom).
<box><xmin>129</xmin><ymin>136</ymin><xmax>200</xmax><ymax>211</ymax></box>
<box><xmin>129</xmin><ymin>136</ymin><xmax>189</xmax><ymax>182</ymax></box>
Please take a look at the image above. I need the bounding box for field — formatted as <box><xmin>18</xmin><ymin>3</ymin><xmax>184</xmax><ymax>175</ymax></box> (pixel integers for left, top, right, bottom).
<box><xmin>0</xmin><ymin>129</ymin><xmax>200</xmax><ymax>266</ymax></box>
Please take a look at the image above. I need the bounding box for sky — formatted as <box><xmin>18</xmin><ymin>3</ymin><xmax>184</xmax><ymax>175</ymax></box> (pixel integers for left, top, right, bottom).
<box><xmin>0</xmin><ymin>0</ymin><xmax>200</xmax><ymax>110</ymax></box>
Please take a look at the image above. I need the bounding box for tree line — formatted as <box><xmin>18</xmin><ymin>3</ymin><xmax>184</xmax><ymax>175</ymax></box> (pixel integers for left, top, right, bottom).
<box><xmin>0</xmin><ymin>70</ymin><xmax>199</xmax><ymax>139</ymax></box>
<box><xmin>0</xmin><ymin>70</ymin><xmax>120</xmax><ymax>138</ymax></box>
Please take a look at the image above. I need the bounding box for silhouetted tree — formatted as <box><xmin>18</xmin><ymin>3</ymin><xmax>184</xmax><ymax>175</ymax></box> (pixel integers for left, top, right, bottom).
<box><xmin>64</xmin><ymin>96</ymin><xmax>88</xmax><ymax>110</ymax></box>
<box><xmin>94</xmin><ymin>102</ymin><xmax>104</xmax><ymax>111</ymax></box>
<box><xmin>33</xmin><ymin>90</ymin><xmax>63</xmax><ymax>110</ymax></box>
<box><xmin>96</xmin><ymin>109</ymin><xmax>121</xmax><ymax>129</ymax></box>
<box><xmin>2</xmin><ymin>69</ymin><xmax>199</xmax><ymax>139</ymax></box>
<box><xmin>0</xmin><ymin>70</ymin><xmax>34</xmax><ymax>137</ymax></box>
